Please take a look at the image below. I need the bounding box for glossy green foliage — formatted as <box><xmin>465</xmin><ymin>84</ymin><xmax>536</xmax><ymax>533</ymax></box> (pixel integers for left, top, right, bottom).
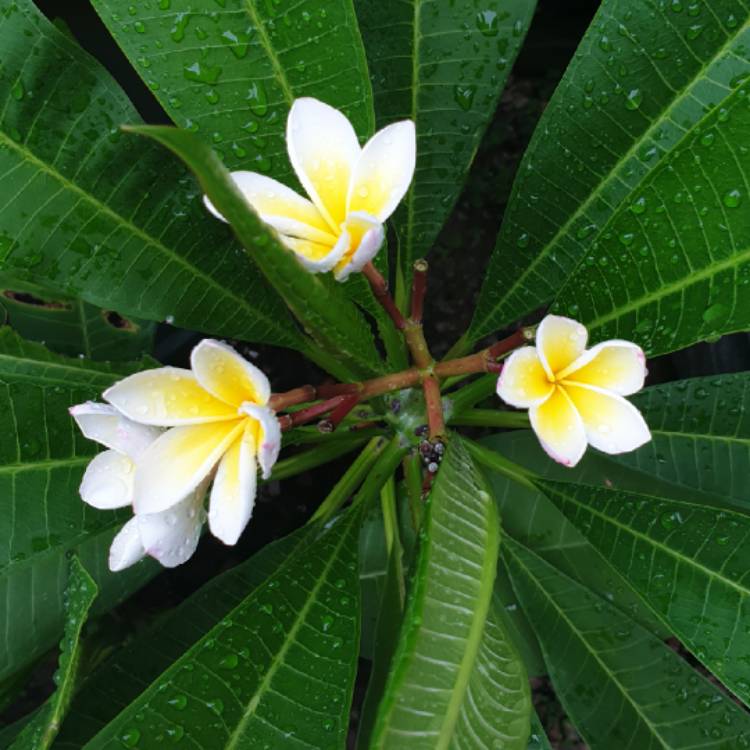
<box><xmin>470</xmin><ymin>1</ymin><xmax>750</xmax><ymax>344</ymax></box>
<box><xmin>129</xmin><ymin>124</ymin><xmax>382</xmax><ymax>380</ymax></box>
<box><xmin>0</xmin><ymin>329</ymin><xmax>155</xmax><ymax>682</ymax></box>
<box><xmin>355</xmin><ymin>0</ymin><xmax>536</xmax><ymax>291</ymax></box>
<box><xmin>554</xmin><ymin>84</ymin><xmax>750</xmax><ymax>354</ymax></box>
<box><xmin>482</xmin><ymin>431</ymin><xmax>668</xmax><ymax>636</ymax></box>
<box><xmin>506</xmin><ymin>539</ymin><xmax>750</xmax><ymax>749</ymax></box>
<box><xmin>56</xmin><ymin>530</ymin><xmax>304</xmax><ymax>748</ymax></box>
<box><xmin>88</xmin><ymin>510</ymin><xmax>362</xmax><ymax>749</ymax></box>
<box><xmin>91</xmin><ymin>0</ymin><xmax>375</xmax><ymax>176</ymax></box>
<box><xmin>0</xmin><ymin>276</ymin><xmax>155</xmax><ymax>361</ymax></box>
<box><xmin>369</xmin><ymin>438</ymin><xmax>531</xmax><ymax>750</ymax></box>
<box><xmin>612</xmin><ymin>372</ymin><xmax>750</xmax><ymax>507</ymax></box>
<box><xmin>0</xmin><ymin>0</ymin><xmax>300</xmax><ymax>349</ymax></box>
<box><xmin>10</xmin><ymin>557</ymin><xmax>97</xmax><ymax>750</ymax></box>
<box><xmin>538</xmin><ymin>479</ymin><xmax>750</xmax><ymax>708</ymax></box>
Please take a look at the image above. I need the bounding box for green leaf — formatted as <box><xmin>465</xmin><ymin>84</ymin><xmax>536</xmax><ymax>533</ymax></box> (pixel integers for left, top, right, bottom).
<box><xmin>91</xmin><ymin>0</ymin><xmax>375</xmax><ymax>174</ymax></box>
<box><xmin>505</xmin><ymin>538</ymin><xmax>750</xmax><ymax>749</ymax></box>
<box><xmin>537</xmin><ymin>478</ymin><xmax>750</xmax><ymax>708</ymax></box>
<box><xmin>87</xmin><ymin>510</ymin><xmax>363</xmax><ymax>749</ymax></box>
<box><xmin>0</xmin><ymin>328</ymin><xmax>156</xmax><ymax>682</ymax></box>
<box><xmin>10</xmin><ymin>556</ymin><xmax>98</xmax><ymax>750</ymax></box>
<box><xmin>0</xmin><ymin>276</ymin><xmax>155</xmax><ymax>361</ymax></box>
<box><xmin>479</xmin><ymin>431</ymin><xmax>668</xmax><ymax>637</ymax></box>
<box><xmin>0</xmin><ymin>0</ymin><xmax>301</xmax><ymax>350</ymax></box>
<box><xmin>355</xmin><ymin>0</ymin><xmax>536</xmax><ymax>295</ymax></box>
<box><xmin>527</xmin><ymin>712</ymin><xmax>552</xmax><ymax>750</ymax></box>
<box><xmin>611</xmin><ymin>372</ymin><xmax>750</xmax><ymax>509</ymax></box>
<box><xmin>469</xmin><ymin>2</ymin><xmax>750</xmax><ymax>344</ymax></box>
<box><xmin>554</xmin><ymin>84</ymin><xmax>750</xmax><ymax>355</ymax></box>
<box><xmin>369</xmin><ymin>437</ymin><xmax>531</xmax><ymax>750</ymax></box>
<box><xmin>55</xmin><ymin>530</ymin><xmax>305</xmax><ymax>748</ymax></box>
<box><xmin>128</xmin><ymin>124</ymin><xmax>382</xmax><ymax>380</ymax></box>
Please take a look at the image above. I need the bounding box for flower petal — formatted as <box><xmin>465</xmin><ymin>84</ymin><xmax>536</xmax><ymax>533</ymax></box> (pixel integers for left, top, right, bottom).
<box><xmin>191</xmin><ymin>339</ymin><xmax>271</xmax><ymax>408</ymax></box>
<box><xmin>241</xmin><ymin>402</ymin><xmax>281</xmax><ymax>479</ymax></box>
<box><xmin>286</xmin><ymin>228</ymin><xmax>350</xmax><ymax>273</ymax></box>
<box><xmin>79</xmin><ymin>449</ymin><xmax>134</xmax><ymax>509</ymax></box>
<box><xmin>208</xmin><ymin>425</ymin><xmax>257</xmax><ymax>545</ymax></box>
<box><xmin>536</xmin><ymin>315</ymin><xmax>588</xmax><ymax>379</ymax></box>
<box><xmin>333</xmin><ymin>212</ymin><xmax>384</xmax><ymax>281</ymax></box>
<box><xmin>104</xmin><ymin>368</ymin><xmax>237</xmax><ymax>426</ymax></box>
<box><xmin>138</xmin><ymin>482</ymin><xmax>207</xmax><ymax>568</ymax></box>
<box><xmin>203</xmin><ymin>171</ymin><xmax>336</xmax><ymax>245</ymax></box>
<box><xmin>347</xmin><ymin>120</ymin><xmax>416</xmax><ymax>222</ymax></box>
<box><xmin>496</xmin><ymin>347</ymin><xmax>554</xmax><ymax>408</ymax></box>
<box><xmin>559</xmin><ymin>340</ymin><xmax>647</xmax><ymax>395</ymax></box>
<box><xmin>69</xmin><ymin>402</ymin><xmax>160</xmax><ymax>458</ymax></box>
<box><xmin>287</xmin><ymin>97</ymin><xmax>361</xmax><ymax>230</ymax></box>
<box><xmin>133</xmin><ymin>420</ymin><xmax>245</xmax><ymax>514</ymax></box>
<box><xmin>529</xmin><ymin>386</ymin><xmax>587</xmax><ymax>467</ymax></box>
<box><xmin>563</xmin><ymin>382</ymin><xmax>651</xmax><ymax>455</ymax></box>
<box><xmin>109</xmin><ymin>517</ymin><xmax>146</xmax><ymax>572</ymax></box>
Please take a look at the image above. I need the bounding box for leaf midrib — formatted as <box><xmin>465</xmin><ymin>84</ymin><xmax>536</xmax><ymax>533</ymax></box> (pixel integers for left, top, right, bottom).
<box><xmin>471</xmin><ymin>14</ymin><xmax>750</xmax><ymax>337</ymax></box>
<box><xmin>0</xmin><ymin>130</ymin><xmax>300</xmax><ymax>346</ymax></box>
<box><xmin>240</xmin><ymin>0</ymin><xmax>295</xmax><ymax>107</ymax></box>
<box><xmin>224</xmin><ymin>514</ymin><xmax>356</xmax><ymax>749</ymax></box>
<box><xmin>507</xmin><ymin>542</ymin><xmax>673</xmax><ymax>750</ymax></box>
<box><xmin>548</xmin><ymin>483</ymin><xmax>750</xmax><ymax>598</ymax></box>
<box><xmin>434</xmin><ymin>492</ymin><xmax>499</xmax><ymax>749</ymax></box>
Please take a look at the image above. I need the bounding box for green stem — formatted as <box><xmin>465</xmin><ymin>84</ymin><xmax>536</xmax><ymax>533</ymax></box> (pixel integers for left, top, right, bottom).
<box><xmin>380</xmin><ymin>476</ymin><xmax>406</xmax><ymax>609</ymax></box>
<box><xmin>268</xmin><ymin>438</ymin><xmax>369</xmax><ymax>484</ymax></box>
<box><xmin>463</xmin><ymin>438</ymin><xmax>537</xmax><ymax>490</ymax></box>
<box><xmin>349</xmin><ymin>436</ymin><xmax>409</xmax><ymax>514</ymax></box>
<box><xmin>448</xmin><ymin>409</ymin><xmax>530</xmax><ymax>429</ymax></box>
<box><xmin>283</xmin><ymin>425</ymin><xmax>384</xmax><ymax>447</ymax></box>
<box><xmin>447</xmin><ymin>373</ymin><xmax>498</xmax><ymax>415</ymax></box>
<box><xmin>402</xmin><ymin>450</ymin><xmax>424</xmax><ymax>531</ymax></box>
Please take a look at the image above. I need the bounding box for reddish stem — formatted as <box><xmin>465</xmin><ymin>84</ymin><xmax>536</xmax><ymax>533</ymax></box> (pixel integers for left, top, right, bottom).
<box><xmin>278</xmin><ymin>395</ymin><xmax>348</xmax><ymax>431</ymax></box>
<box><xmin>318</xmin><ymin>393</ymin><xmax>360</xmax><ymax>432</ymax></box>
<box><xmin>269</xmin><ymin>385</ymin><xmax>316</xmax><ymax>411</ymax></box>
<box><xmin>362</xmin><ymin>262</ymin><xmax>407</xmax><ymax>330</ymax></box>
<box><xmin>422</xmin><ymin>374</ymin><xmax>445</xmax><ymax>440</ymax></box>
<box><xmin>410</xmin><ymin>259</ymin><xmax>428</xmax><ymax>323</ymax></box>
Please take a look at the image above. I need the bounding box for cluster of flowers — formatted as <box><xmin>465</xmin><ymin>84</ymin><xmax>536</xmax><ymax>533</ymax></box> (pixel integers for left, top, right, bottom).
<box><xmin>71</xmin><ymin>339</ymin><xmax>280</xmax><ymax>571</ymax></box>
<box><xmin>71</xmin><ymin>99</ymin><xmax>650</xmax><ymax>571</ymax></box>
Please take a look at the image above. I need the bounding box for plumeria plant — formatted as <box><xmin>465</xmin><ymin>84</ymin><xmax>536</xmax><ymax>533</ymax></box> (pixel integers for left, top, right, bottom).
<box><xmin>1</xmin><ymin>1</ymin><xmax>749</xmax><ymax>749</ymax></box>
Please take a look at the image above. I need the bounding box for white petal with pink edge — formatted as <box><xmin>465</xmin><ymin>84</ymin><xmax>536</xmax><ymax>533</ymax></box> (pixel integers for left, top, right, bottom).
<box><xmin>536</xmin><ymin>315</ymin><xmax>588</xmax><ymax>378</ymax></box>
<box><xmin>559</xmin><ymin>340</ymin><xmax>647</xmax><ymax>395</ymax></box>
<box><xmin>529</xmin><ymin>386</ymin><xmax>587</xmax><ymax>467</ymax></box>
<box><xmin>133</xmin><ymin>419</ymin><xmax>245</xmax><ymax>514</ymax></box>
<box><xmin>564</xmin><ymin>382</ymin><xmax>651</xmax><ymax>455</ymax></box>
<box><xmin>79</xmin><ymin>449</ymin><xmax>135</xmax><ymax>509</ymax></box>
<box><xmin>191</xmin><ymin>339</ymin><xmax>271</xmax><ymax>408</ymax></box>
<box><xmin>496</xmin><ymin>347</ymin><xmax>554</xmax><ymax>409</ymax></box>
<box><xmin>137</xmin><ymin>483</ymin><xmax>207</xmax><ymax>568</ymax></box>
<box><xmin>104</xmin><ymin>368</ymin><xmax>236</xmax><ymax>426</ymax></box>
<box><xmin>240</xmin><ymin>402</ymin><xmax>281</xmax><ymax>479</ymax></box>
<box><xmin>287</xmin><ymin>97</ymin><xmax>361</xmax><ymax>230</ymax></box>
<box><xmin>109</xmin><ymin>517</ymin><xmax>146</xmax><ymax>572</ymax></box>
<box><xmin>347</xmin><ymin>120</ymin><xmax>416</xmax><ymax>222</ymax></box>
<box><xmin>208</xmin><ymin>426</ymin><xmax>257</xmax><ymax>545</ymax></box>
<box><xmin>69</xmin><ymin>402</ymin><xmax>160</xmax><ymax>458</ymax></box>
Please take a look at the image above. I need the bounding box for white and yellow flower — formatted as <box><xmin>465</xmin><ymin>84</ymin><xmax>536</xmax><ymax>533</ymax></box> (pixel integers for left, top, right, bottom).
<box><xmin>205</xmin><ymin>97</ymin><xmax>416</xmax><ymax>281</ymax></box>
<box><xmin>497</xmin><ymin>315</ymin><xmax>651</xmax><ymax>467</ymax></box>
<box><xmin>69</xmin><ymin>402</ymin><xmax>207</xmax><ymax>570</ymax></box>
<box><xmin>71</xmin><ymin>339</ymin><xmax>281</xmax><ymax>569</ymax></box>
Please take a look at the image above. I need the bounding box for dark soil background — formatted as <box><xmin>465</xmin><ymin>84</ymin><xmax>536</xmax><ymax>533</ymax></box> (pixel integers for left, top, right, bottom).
<box><xmin>4</xmin><ymin>1</ymin><xmax>750</xmax><ymax>747</ymax></box>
